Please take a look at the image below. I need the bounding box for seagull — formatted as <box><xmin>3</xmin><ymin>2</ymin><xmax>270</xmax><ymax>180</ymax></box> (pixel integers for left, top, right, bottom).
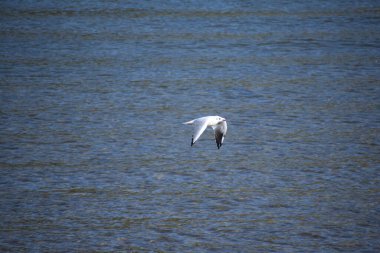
<box><xmin>183</xmin><ymin>116</ymin><xmax>227</xmax><ymax>149</ymax></box>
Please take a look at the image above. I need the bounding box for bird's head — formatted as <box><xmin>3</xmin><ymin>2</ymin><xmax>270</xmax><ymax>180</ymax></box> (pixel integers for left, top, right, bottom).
<box><xmin>217</xmin><ymin>116</ymin><xmax>226</xmax><ymax>123</ymax></box>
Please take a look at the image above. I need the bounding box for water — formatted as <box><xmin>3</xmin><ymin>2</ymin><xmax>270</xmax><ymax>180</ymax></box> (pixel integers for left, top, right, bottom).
<box><xmin>1</xmin><ymin>1</ymin><xmax>380</xmax><ymax>252</ymax></box>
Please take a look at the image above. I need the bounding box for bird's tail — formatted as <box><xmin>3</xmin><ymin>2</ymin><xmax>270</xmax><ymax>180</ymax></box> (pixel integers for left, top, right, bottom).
<box><xmin>183</xmin><ymin>120</ymin><xmax>194</xmax><ymax>125</ymax></box>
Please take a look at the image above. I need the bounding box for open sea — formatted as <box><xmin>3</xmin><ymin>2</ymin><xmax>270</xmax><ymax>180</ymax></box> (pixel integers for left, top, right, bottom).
<box><xmin>1</xmin><ymin>0</ymin><xmax>379</xmax><ymax>252</ymax></box>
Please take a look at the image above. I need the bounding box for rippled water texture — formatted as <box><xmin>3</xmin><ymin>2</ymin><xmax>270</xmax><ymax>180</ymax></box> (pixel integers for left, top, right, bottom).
<box><xmin>1</xmin><ymin>0</ymin><xmax>380</xmax><ymax>252</ymax></box>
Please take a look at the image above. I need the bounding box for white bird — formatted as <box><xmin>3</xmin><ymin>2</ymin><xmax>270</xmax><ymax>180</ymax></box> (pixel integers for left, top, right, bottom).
<box><xmin>183</xmin><ymin>116</ymin><xmax>227</xmax><ymax>149</ymax></box>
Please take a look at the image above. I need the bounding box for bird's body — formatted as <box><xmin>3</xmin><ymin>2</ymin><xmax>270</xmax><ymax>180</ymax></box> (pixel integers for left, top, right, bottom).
<box><xmin>183</xmin><ymin>116</ymin><xmax>227</xmax><ymax>149</ymax></box>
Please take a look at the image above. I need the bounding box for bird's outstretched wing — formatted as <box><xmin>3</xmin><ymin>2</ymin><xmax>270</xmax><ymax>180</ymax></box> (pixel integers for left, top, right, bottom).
<box><xmin>213</xmin><ymin>121</ymin><xmax>227</xmax><ymax>149</ymax></box>
<box><xmin>191</xmin><ymin>118</ymin><xmax>209</xmax><ymax>146</ymax></box>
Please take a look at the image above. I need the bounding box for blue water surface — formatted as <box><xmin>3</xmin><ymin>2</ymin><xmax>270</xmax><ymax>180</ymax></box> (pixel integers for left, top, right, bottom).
<box><xmin>1</xmin><ymin>0</ymin><xmax>379</xmax><ymax>252</ymax></box>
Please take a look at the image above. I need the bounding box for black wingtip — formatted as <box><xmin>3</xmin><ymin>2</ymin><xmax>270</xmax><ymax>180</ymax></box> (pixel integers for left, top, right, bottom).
<box><xmin>191</xmin><ymin>136</ymin><xmax>194</xmax><ymax>146</ymax></box>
